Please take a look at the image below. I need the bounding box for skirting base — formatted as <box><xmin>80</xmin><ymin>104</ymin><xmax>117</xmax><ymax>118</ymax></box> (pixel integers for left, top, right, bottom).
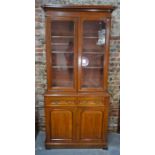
<box><xmin>45</xmin><ymin>142</ymin><xmax>108</xmax><ymax>149</ymax></box>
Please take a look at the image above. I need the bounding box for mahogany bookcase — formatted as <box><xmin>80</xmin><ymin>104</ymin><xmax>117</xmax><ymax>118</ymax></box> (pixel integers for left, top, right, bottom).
<box><xmin>42</xmin><ymin>5</ymin><xmax>115</xmax><ymax>149</ymax></box>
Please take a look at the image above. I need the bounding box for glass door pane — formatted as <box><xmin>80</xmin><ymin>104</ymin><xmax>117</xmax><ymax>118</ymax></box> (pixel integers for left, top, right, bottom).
<box><xmin>81</xmin><ymin>20</ymin><xmax>106</xmax><ymax>89</ymax></box>
<box><xmin>51</xmin><ymin>20</ymin><xmax>75</xmax><ymax>88</ymax></box>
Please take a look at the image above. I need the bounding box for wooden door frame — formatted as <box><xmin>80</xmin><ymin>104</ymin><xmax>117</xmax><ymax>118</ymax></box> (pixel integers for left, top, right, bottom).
<box><xmin>45</xmin><ymin>16</ymin><xmax>79</xmax><ymax>92</ymax></box>
<box><xmin>77</xmin><ymin>16</ymin><xmax>112</xmax><ymax>92</ymax></box>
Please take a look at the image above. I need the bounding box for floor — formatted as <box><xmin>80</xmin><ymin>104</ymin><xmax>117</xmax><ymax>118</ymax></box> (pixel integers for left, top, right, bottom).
<box><xmin>35</xmin><ymin>132</ymin><xmax>120</xmax><ymax>155</ymax></box>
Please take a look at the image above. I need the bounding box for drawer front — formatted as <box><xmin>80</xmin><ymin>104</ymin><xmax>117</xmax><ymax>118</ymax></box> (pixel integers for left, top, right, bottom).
<box><xmin>45</xmin><ymin>96</ymin><xmax>77</xmax><ymax>106</ymax></box>
<box><xmin>78</xmin><ymin>97</ymin><xmax>104</xmax><ymax>106</ymax></box>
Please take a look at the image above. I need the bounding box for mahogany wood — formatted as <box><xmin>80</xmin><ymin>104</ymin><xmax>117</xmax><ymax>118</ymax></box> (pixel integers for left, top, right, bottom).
<box><xmin>43</xmin><ymin>5</ymin><xmax>115</xmax><ymax>149</ymax></box>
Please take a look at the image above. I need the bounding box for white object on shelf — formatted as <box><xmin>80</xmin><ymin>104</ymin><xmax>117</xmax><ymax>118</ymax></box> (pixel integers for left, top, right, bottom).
<box><xmin>96</xmin><ymin>29</ymin><xmax>105</xmax><ymax>45</ymax></box>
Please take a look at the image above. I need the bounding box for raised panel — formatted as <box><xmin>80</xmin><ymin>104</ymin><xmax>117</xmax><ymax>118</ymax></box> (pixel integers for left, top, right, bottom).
<box><xmin>78</xmin><ymin>107</ymin><xmax>105</xmax><ymax>141</ymax></box>
<box><xmin>80</xmin><ymin>110</ymin><xmax>103</xmax><ymax>139</ymax></box>
<box><xmin>50</xmin><ymin>110</ymin><xmax>73</xmax><ymax>140</ymax></box>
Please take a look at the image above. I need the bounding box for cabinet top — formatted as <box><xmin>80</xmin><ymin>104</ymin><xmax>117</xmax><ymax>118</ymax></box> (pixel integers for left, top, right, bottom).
<box><xmin>42</xmin><ymin>4</ymin><xmax>116</xmax><ymax>13</ymax></box>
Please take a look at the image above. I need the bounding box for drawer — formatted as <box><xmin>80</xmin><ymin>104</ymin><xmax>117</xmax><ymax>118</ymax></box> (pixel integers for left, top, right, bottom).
<box><xmin>78</xmin><ymin>97</ymin><xmax>104</xmax><ymax>106</ymax></box>
<box><xmin>45</xmin><ymin>96</ymin><xmax>76</xmax><ymax>106</ymax></box>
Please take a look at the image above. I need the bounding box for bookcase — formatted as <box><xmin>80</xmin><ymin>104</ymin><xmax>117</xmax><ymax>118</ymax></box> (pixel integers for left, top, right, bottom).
<box><xmin>43</xmin><ymin>5</ymin><xmax>115</xmax><ymax>148</ymax></box>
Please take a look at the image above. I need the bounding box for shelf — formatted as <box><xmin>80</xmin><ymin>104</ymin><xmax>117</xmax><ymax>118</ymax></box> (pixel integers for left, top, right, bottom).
<box><xmin>52</xmin><ymin>66</ymin><xmax>74</xmax><ymax>68</ymax></box>
<box><xmin>52</xmin><ymin>43</ymin><xmax>69</xmax><ymax>46</ymax></box>
<box><xmin>52</xmin><ymin>51</ymin><xmax>103</xmax><ymax>54</ymax></box>
<box><xmin>82</xmin><ymin>66</ymin><xmax>103</xmax><ymax>69</ymax></box>
<box><xmin>83</xmin><ymin>36</ymin><xmax>98</xmax><ymax>39</ymax></box>
<box><xmin>52</xmin><ymin>36</ymin><xmax>98</xmax><ymax>39</ymax></box>
<box><xmin>52</xmin><ymin>35</ymin><xmax>74</xmax><ymax>38</ymax></box>
<box><xmin>83</xmin><ymin>48</ymin><xmax>104</xmax><ymax>52</ymax></box>
<box><xmin>52</xmin><ymin>51</ymin><xmax>74</xmax><ymax>54</ymax></box>
<box><xmin>82</xmin><ymin>85</ymin><xmax>101</xmax><ymax>88</ymax></box>
<box><xmin>84</xmin><ymin>33</ymin><xmax>98</xmax><ymax>37</ymax></box>
<box><xmin>83</xmin><ymin>52</ymin><xmax>104</xmax><ymax>54</ymax></box>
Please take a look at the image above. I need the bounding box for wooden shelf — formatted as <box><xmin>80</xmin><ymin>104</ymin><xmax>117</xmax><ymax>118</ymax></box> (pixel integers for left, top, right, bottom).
<box><xmin>52</xmin><ymin>35</ymin><xmax>74</xmax><ymax>38</ymax></box>
<box><xmin>84</xmin><ymin>33</ymin><xmax>98</xmax><ymax>37</ymax></box>
<box><xmin>52</xmin><ymin>36</ymin><xmax>98</xmax><ymax>39</ymax></box>
<box><xmin>52</xmin><ymin>43</ymin><xmax>69</xmax><ymax>45</ymax></box>
<box><xmin>52</xmin><ymin>66</ymin><xmax>74</xmax><ymax>68</ymax></box>
<box><xmin>52</xmin><ymin>51</ymin><xmax>74</xmax><ymax>54</ymax></box>
<box><xmin>52</xmin><ymin>51</ymin><xmax>103</xmax><ymax>54</ymax></box>
<box><xmin>83</xmin><ymin>52</ymin><xmax>104</xmax><ymax>54</ymax></box>
<box><xmin>82</xmin><ymin>66</ymin><xmax>103</xmax><ymax>69</ymax></box>
<box><xmin>83</xmin><ymin>36</ymin><xmax>98</xmax><ymax>39</ymax></box>
<box><xmin>83</xmin><ymin>49</ymin><xmax>104</xmax><ymax>52</ymax></box>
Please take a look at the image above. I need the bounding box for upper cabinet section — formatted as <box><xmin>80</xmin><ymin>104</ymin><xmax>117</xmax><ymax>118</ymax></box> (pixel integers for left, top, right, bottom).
<box><xmin>43</xmin><ymin>5</ymin><xmax>114</xmax><ymax>92</ymax></box>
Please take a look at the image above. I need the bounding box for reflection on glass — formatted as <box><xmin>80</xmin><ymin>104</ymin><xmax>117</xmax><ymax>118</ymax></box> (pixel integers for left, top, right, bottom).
<box><xmin>96</xmin><ymin>22</ymin><xmax>106</xmax><ymax>45</ymax></box>
<box><xmin>51</xmin><ymin>21</ymin><xmax>74</xmax><ymax>88</ymax></box>
<box><xmin>82</xmin><ymin>54</ymin><xmax>104</xmax><ymax>67</ymax></box>
<box><xmin>81</xmin><ymin>20</ymin><xmax>105</xmax><ymax>88</ymax></box>
<box><xmin>82</xmin><ymin>56</ymin><xmax>89</xmax><ymax>67</ymax></box>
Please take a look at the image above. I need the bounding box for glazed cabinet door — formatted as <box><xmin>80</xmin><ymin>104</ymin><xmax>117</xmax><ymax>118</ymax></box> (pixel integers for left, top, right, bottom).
<box><xmin>78</xmin><ymin>17</ymin><xmax>110</xmax><ymax>92</ymax></box>
<box><xmin>46</xmin><ymin>17</ymin><xmax>78</xmax><ymax>91</ymax></box>
<box><xmin>45</xmin><ymin>106</ymin><xmax>76</xmax><ymax>144</ymax></box>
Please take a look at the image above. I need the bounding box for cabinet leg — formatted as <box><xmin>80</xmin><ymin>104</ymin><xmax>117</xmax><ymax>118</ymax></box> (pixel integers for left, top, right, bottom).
<box><xmin>45</xmin><ymin>145</ymin><xmax>52</xmax><ymax>150</ymax></box>
<box><xmin>102</xmin><ymin>147</ymin><xmax>108</xmax><ymax>150</ymax></box>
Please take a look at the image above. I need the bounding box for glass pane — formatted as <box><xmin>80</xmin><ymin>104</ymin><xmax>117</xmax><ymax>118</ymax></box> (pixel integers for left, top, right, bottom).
<box><xmin>51</xmin><ymin>21</ymin><xmax>74</xmax><ymax>88</ymax></box>
<box><xmin>81</xmin><ymin>21</ymin><xmax>105</xmax><ymax>88</ymax></box>
<box><xmin>52</xmin><ymin>68</ymin><xmax>73</xmax><ymax>87</ymax></box>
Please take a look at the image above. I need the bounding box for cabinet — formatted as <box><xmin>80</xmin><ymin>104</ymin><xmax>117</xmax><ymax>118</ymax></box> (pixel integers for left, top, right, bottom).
<box><xmin>43</xmin><ymin>5</ymin><xmax>115</xmax><ymax>148</ymax></box>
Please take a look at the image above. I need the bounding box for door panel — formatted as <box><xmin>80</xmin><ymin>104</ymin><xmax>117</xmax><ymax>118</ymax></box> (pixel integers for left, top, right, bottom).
<box><xmin>46</xmin><ymin>17</ymin><xmax>78</xmax><ymax>91</ymax></box>
<box><xmin>50</xmin><ymin>110</ymin><xmax>72</xmax><ymax>139</ymax></box>
<box><xmin>78</xmin><ymin>18</ymin><xmax>108</xmax><ymax>91</ymax></box>
<box><xmin>46</xmin><ymin>107</ymin><xmax>76</xmax><ymax>142</ymax></box>
<box><xmin>80</xmin><ymin>110</ymin><xmax>103</xmax><ymax>139</ymax></box>
<box><xmin>51</xmin><ymin>20</ymin><xmax>74</xmax><ymax>88</ymax></box>
<box><xmin>77</xmin><ymin>106</ymin><xmax>105</xmax><ymax>142</ymax></box>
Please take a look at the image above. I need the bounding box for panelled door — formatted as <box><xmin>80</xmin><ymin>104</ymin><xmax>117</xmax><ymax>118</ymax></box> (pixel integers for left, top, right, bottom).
<box><xmin>76</xmin><ymin>97</ymin><xmax>106</xmax><ymax>142</ymax></box>
<box><xmin>45</xmin><ymin>106</ymin><xmax>76</xmax><ymax>143</ymax></box>
<box><xmin>77</xmin><ymin>106</ymin><xmax>105</xmax><ymax>142</ymax></box>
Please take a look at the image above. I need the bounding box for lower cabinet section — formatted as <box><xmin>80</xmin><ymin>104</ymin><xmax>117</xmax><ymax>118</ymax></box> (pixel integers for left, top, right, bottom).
<box><xmin>44</xmin><ymin>95</ymin><xmax>109</xmax><ymax>148</ymax></box>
